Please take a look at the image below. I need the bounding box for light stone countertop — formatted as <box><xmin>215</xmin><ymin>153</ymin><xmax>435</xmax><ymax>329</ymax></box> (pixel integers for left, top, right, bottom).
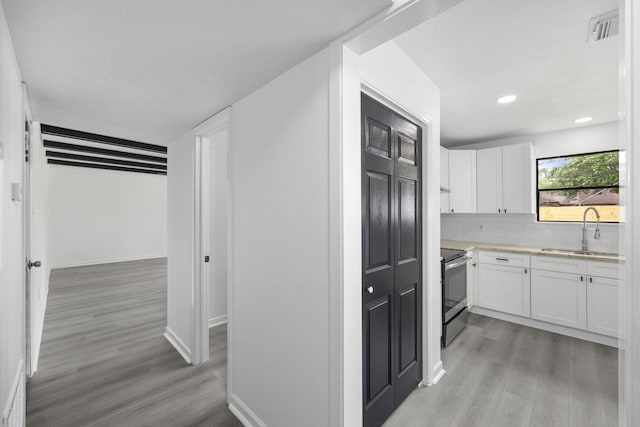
<box><xmin>441</xmin><ymin>239</ymin><xmax>622</xmax><ymax>263</ymax></box>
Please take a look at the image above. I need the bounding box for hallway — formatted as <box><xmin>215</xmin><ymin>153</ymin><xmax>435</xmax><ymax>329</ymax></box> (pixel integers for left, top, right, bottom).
<box><xmin>26</xmin><ymin>258</ymin><xmax>239</xmax><ymax>426</ymax></box>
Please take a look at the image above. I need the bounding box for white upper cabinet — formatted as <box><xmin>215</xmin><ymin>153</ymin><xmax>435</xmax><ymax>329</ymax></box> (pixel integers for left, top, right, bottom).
<box><xmin>502</xmin><ymin>143</ymin><xmax>533</xmax><ymax>213</ymax></box>
<box><xmin>476</xmin><ymin>143</ymin><xmax>532</xmax><ymax>214</ymax></box>
<box><xmin>476</xmin><ymin>147</ymin><xmax>503</xmax><ymax>213</ymax></box>
<box><xmin>440</xmin><ymin>146</ymin><xmax>450</xmax><ymax>213</ymax></box>
<box><xmin>448</xmin><ymin>150</ymin><xmax>477</xmax><ymax>213</ymax></box>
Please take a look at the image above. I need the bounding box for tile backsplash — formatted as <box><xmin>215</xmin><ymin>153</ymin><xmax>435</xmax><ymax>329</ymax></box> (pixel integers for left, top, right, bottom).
<box><xmin>441</xmin><ymin>213</ymin><xmax>620</xmax><ymax>254</ymax></box>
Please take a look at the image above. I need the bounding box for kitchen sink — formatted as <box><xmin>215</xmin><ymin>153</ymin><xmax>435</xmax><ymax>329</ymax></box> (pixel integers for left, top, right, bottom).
<box><xmin>540</xmin><ymin>248</ymin><xmax>618</xmax><ymax>257</ymax></box>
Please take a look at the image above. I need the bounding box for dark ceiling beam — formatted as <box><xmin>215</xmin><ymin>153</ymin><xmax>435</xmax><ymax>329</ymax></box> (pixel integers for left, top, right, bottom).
<box><xmin>48</xmin><ymin>159</ymin><xmax>167</xmax><ymax>175</ymax></box>
<box><xmin>43</xmin><ymin>140</ymin><xmax>167</xmax><ymax>163</ymax></box>
<box><xmin>46</xmin><ymin>151</ymin><xmax>167</xmax><ymax>171</ymax></box>
<box><xmin>41</xmin><ymin>124</ymin><xmax>167</xmax><ymax>154</ymax></box>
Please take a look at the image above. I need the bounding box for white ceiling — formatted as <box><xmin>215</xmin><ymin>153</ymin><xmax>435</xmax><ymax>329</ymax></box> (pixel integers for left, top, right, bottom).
<box><xmin>2</xmin><ymin>0</ymin><xmax>390</xmax><ymax>145</ymax></box>
<box><xmin>394</xmin><ymin>0</ymin><xmax>619</xmax><ymax>147</ymax></box>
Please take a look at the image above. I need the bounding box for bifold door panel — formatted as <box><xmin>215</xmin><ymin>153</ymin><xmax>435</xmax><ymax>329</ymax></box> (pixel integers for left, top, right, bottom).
<box><xmin>362</xmin><ymin>94</ymin><xmax>422</xmax><ymax>427</ymax></box>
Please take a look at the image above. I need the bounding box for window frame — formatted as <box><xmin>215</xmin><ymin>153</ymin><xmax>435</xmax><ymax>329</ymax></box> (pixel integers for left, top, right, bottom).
<box><xmin>535</xmin><ymin>149</ymin><xmax>620</xmax><ymax>223</ymax></box>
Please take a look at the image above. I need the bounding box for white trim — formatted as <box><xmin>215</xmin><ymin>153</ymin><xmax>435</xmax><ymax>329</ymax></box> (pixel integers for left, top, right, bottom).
<box><xmin>208</xmin><ymin>315</ymin><xmax>227</xmax><ymax>328</ymax></box>
<box><xmin>192</xmin><ymin>135</ymin><xmax>209</xmax><ymax>365</ymax></box>
<box><xmin>427</xmin><ymin>360</ymin><xmax>446</xmax><ymax>387</ymax></box>
<box><xmin>192</xmin><ymin>108</ymin><xmax>231</xmax><ymax>136</ymax></box>
<box><xmin>191</xmin><ymin>108</ymin><xmax>231</xmax><ymax>369</ymax></box>
<box><xmin>328</xmin><ymin>42</ymin><xmax>346</xmax><ymax>427</ymax></box>
<box><xmin>228</xmin><ymin>393</ymin><xmax>268</xmax><ymax>427</ymax></box>
<box><xmin>470</xmin><ymin>306</ymin><xmax>619</xmax><ymax>348</ymax></box>
<box><xmin>49</xmin><ymin>255</ymin><xmax>167</xmax><ymax>270</ymax></box>
<box><xmin>225</xmin><ymin>111</ymin><xmax>235</xmax><ymax>418</ymax></box>
<box><xmin>1</xmin><ymin>358</ymin><xmax>24</xmax><ymax>426</ymax></box>
<box><xmin>361</xmin><ymin>80</ymin><xmax>432</xmax><ymax>125</ymax></box>
<box><xmin>329</xmin><ymin>42</ymin><xmax>364</xmax><ymax>427</ymax></box>
<box><xmin>622</xmin><ymin>0</ymin><xmax>640</xmax><ymax>424</ymax></box>
<box><xmin>163</xmin><ymin>327</ymin><xmax>192</xmax><ymax>364</ymax></box>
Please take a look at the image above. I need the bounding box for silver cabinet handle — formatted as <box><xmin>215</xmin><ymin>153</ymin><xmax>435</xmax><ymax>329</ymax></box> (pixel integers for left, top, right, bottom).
<box><xmin>367</xmin><ymin>286</ymin><xmax>374</xmax><ymax>294</ymax></box>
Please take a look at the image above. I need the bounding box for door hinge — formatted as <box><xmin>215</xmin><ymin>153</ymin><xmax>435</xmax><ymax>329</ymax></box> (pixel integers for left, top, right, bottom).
<box><xmin>24</xmin><ymin>133</ymin><xmax>30</xmax><ymax>162</ymax></box>
<box><xmin>204</xmin><ymin>255</ymin><xmax>210</xmax><ymax>263</ymax></box>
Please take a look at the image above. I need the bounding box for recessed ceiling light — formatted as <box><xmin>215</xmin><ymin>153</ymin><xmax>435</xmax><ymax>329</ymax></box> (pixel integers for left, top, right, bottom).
<box><xmin>574</xmin><ymin>117</ymin><xmax>593</xmax><ymax>123</ymax></box>
<box><xmin>496</xmin><ymin>95</ymin><xmax>517</xmax><ymax>104</ymax></box>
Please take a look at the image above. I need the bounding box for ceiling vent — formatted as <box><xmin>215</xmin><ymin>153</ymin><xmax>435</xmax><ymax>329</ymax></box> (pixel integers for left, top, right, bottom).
<box><xmin>588</xmin><ymin>11</ymin><xmax>619</xmax><ymax>42</ymax></box>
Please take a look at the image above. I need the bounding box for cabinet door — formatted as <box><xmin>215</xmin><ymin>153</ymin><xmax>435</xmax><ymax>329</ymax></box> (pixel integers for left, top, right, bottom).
<box><xmin>478</xmin><ymin>263</ymin><xmax>530</xmax><ymax>317</ymax></box>
<box><xmin>448</xmin><ymin>150</ymin><xmax>477</xmax><ymax>213</ymax></box>
<box><xmin>502</xmin><ymin>143</ymin><xmax>532</xmax><ymax>214</ymax></box>
<box><xmin>531</xmin><ymin>269</ymin><xmax>586</xmax><ymax>329</ymax></box>
<box><xmin>440</xmin><ymin>146</ymin><xmax>450</xmax><ymax>213</ymax></box>
<box><xmin>587</xmin><ymin>276</ymin><xmax>619</xmax><ymax>337</ymax></box>
<box><xmin>476</xmin><ymin>147</ymin><xmax>502</xmax><ymax>213</ymax></box>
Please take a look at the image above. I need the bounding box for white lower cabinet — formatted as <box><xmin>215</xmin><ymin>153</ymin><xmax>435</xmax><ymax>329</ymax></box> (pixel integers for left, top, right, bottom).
<box><xmin>478</xmin><ymin>263</ymin><xmax>530</xmax><ymax>317</ymax></box>
<box><xmin>476</xmin><ymin>251</ymin><xmax>620</xmax><ymax>343</ymax></box>
<box><xmin>531</xmin><ymin>269</ymin><xmax>586</xmax><ymax>330</ymax></box>
<box><xmin>587</xmin><ymin>275</ymin><xmax>620</xmax><ymax>337</ymax></box>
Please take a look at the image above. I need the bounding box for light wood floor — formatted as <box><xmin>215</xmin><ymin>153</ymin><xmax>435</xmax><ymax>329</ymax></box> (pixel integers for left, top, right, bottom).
<box><xmin>385</xmin><ymin>312</ymin><xmax>618</xmax><ymax>427</ymax></box>
<box><xmin>27</xmin><ymin>259</ymin><xmax>618</xmax><ymax>426</ymax></box>
<box><xmin>26</xmin><ymin>258</ymin><xmax>240</xmax><ymax>427</ymax></box>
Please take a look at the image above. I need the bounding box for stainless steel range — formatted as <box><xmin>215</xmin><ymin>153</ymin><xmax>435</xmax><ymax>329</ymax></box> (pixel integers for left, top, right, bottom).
<box><xmin>441</xmin><ymin>248</ymin><xmax>470</xmax><ymax>347</ymax></box>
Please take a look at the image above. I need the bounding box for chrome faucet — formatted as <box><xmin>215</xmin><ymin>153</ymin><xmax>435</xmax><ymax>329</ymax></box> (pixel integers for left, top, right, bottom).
<box><xmin>582</xmin><ymin>207</ymin><xmax>601</xmax><ymax>252</ymax></box>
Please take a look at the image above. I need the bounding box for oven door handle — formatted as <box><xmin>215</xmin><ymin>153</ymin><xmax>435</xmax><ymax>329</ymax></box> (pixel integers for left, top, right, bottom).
<box><xmin>445</xmin><ymin>256</ymin><xmax>470</xmax><ymax>271</ymax></box>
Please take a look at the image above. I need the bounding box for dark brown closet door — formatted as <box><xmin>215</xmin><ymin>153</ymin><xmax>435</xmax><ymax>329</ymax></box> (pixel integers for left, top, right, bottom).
<box><xmin>362</xmin><ymin>94</ymin><xmax>422</xmax><ymax>427</ymax></box>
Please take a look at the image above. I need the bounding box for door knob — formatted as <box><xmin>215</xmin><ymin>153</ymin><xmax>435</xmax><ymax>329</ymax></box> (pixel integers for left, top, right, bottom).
<box><xmin>28</xmin><ymin>260</ymin><xmax>42</xmax><ymax>269</ymax></box>
<box><xmin>367</xmin><ymin>286</ymin><xmax>374</xmax><ymax>294</ymax></box>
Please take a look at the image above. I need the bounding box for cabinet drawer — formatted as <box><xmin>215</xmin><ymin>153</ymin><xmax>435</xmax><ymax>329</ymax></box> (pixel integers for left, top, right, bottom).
<box><xmin>587</xmin><ymin>261</ymin><xmax>622</xmax><ymax>279</ymax></box>
<box><xmin>479</xmin><ymin>251</ymin><xmax>530</xmax><ymax>268</ymax></box>
<box><xmin>531</xmin><ymin>255</ymin><xmax>587</xmax><ymax>275</ymax></box>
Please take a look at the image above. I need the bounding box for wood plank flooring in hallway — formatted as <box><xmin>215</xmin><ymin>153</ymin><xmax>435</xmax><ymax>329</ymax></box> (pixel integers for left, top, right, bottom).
<box><xmin>26</xmin><ymin>258</ymin><xmax>240</xmax><ymax>427</ymax></box>
<box><xmin>384</xmin><ymin>313</ymin><xmax>618</xmax><ymax>427</ymax></box>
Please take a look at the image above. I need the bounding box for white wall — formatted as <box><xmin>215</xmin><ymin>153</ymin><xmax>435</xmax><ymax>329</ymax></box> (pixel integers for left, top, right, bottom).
<box><xmin>442</xmin><ymin>122</ymin><xmax>620</xmax><ymax>253</ymax></box>
<box><xmin>0</xmin><ymin>0</ymin><xmax>25</xmax><ymax>416</ymax></box>
<box><xmin>458</xmin><ymin>121</ymin><xmax>619</xmax><ymax>158</ymax></box>
<box><xmin>208</xmin><ymin>129</ymin><xmax>228</xmax><ymax>326</ymax></box>
<box><xmin>28</xmin><ymin>122</ymin><xmax>49</xmax><ymax>373</ymax></box>
<box><xmin>47</xmin><ymin>165</ymin><xmax>167</xmax><ymax>268</ymax></box>
<box><xmin>229</xmin><ymin>48</ymin><xmax>331</xmax><ymax>427</ymax></box>
<box><xmin>358</xmin><ymin>39</ymin><xmax>444</xmax><ymax>389</ymax></box>
<box><xmin>166</xmin><ymin>132</ymin><xmax>195</xmax><ymax>361</ymax></box>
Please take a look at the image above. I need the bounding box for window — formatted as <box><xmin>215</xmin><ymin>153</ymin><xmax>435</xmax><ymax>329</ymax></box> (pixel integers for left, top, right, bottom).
<box><xmin>537</xmin><ymin>150</ymin><xmax>619</xmax><ymax>222</ymax></box>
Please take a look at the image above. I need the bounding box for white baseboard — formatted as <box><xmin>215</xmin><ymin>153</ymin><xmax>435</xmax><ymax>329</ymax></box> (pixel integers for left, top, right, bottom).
<box><xmin>428</xmin><ymin>360</ymin><xmax>446</xmax><ymax>386</ymax></box>
<box><xmin>208</xmin><ymin>315</ymin><xmax>228</xmax><ymax>328</ymax></box>
<box><xmin>164</xmin><ymin>327</ymin><xmax>192</xmax><ymax>364</ymax></box>
<box><xmin>470</xmin><ymin>306</ymin><xmax>619</xmax><ymax>348</ymax></box>
<box><xmin>51</xmin><ymin>255</ymin><xmax>167</xmax><ymax>269</ymax></box>
<box><xmin>228</xmin><ymin>393</ymin><xmax>267</xmax><ymax>427</ymax></box>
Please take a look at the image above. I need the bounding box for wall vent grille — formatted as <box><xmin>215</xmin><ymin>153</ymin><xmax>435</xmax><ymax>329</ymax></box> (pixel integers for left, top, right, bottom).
<box><xmin>588</xmin><ymin>11</ymin><xmax>619</xmax><ymax>42</ymax></box>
